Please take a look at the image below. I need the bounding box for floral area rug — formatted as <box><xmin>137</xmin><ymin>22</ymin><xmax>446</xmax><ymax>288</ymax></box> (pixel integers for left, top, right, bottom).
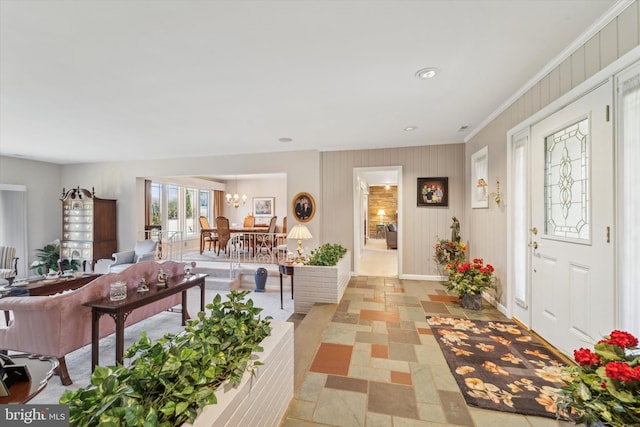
<box><xmin>426</xmin><ymin>316</ymin><xmax>572</xmax><ymax>420</ymax></box>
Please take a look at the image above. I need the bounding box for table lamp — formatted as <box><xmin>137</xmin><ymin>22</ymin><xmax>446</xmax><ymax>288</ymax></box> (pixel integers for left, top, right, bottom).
<box><xmin>287</xmin><ymin>224</ymin><xmax>312</xmax><ymax>264</ymax></box>
<box><xmin>377</xmin><ymin>209</ymin><xmax>385</xmax><ymax>224</ymax></box>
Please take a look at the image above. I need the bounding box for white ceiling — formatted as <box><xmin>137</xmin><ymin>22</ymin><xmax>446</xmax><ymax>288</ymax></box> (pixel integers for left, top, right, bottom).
<box><xmin>0</xmin><ymin>0</ymin><xmax>619</xmax><ymax>165</ymax></box>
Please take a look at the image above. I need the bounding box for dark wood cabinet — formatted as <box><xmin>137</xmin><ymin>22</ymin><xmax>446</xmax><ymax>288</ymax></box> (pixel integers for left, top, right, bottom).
<box><xmin>61</xmin><ymin>187</ymin><xmax>116</xmax><ymax>270</ymax></box>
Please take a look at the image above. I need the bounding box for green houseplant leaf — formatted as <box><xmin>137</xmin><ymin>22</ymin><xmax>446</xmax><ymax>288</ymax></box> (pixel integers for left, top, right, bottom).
<box><xmin>61</xmin><ymin>290</ymin><xmax>272</xmax><ymax>426</ymax></box>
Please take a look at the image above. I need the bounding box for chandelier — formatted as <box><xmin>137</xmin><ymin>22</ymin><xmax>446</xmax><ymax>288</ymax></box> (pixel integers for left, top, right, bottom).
<box><xmin>225</xmin><ymin>177</ymin><xmax>247</xmax><ymax>208</ymax></box>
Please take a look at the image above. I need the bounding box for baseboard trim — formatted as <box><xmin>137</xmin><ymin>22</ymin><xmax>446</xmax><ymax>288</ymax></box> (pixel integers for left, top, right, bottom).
<box><xmin>399</xmin><ymin>274</ymin><xmax>444</xmax><ymax>281</ymax></box>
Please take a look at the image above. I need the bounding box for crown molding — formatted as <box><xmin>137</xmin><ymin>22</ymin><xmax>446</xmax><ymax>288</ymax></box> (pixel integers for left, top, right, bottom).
<box><xmin>465</xmin><ymin>0</ymin><xmax>636</xmax><ymax>142</ymax></box>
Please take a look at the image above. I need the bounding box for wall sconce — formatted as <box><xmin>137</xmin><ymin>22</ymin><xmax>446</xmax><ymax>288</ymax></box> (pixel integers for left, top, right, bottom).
<box><xmin>489</xmin><ymin>180</ymin><xmax>501</xmax><ymax>206</ymax></box>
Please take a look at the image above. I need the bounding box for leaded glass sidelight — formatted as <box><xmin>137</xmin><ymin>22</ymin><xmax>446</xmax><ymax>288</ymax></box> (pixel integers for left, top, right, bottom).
<box><xmin>544</xmin><ymin>118</ymin><xmax>590</xmax><ymax>240</ymax></box>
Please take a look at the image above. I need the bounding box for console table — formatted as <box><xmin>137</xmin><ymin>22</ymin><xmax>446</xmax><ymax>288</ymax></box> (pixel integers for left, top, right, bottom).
<box><xmin>278</xmin><ymin>261</ymin><xmax>294</xmax><ymax>310</ymax></box>
<box><xmin>84</xmin><ymin>273</ymin><xmax>206</xmax><ymax>370</ymax></box>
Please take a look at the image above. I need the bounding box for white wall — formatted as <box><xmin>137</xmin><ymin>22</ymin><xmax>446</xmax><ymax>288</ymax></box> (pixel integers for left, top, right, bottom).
<box><xmin>222</xmin><ymin>175</ymin><xmax>287</xmax><ymax>231</ymax></box>
<box><xmin>0</xmin><ymin>156</ymin><xmax>63</xmax><ymax>270</ymax></box>
<box><xmin>58</xmin><ymin>150</ymin><xmax>319</xmax><ymax>253</ymax></box>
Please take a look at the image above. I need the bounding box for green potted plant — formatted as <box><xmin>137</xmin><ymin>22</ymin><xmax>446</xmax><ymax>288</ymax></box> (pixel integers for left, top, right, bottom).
<box><xmin>304</xmin><ymin>243</ymin><xmax>347</xmax><ymax>266</ymax></box>
<box><xmin>30</xmin><ymin>239</ymin><xmax>78</xmax><ymax>275</ymax></box>
<box><xmin>294</xmin><ymin>243</ymin><xmax>350</xmax><ymax>314</ymax></box>
<box><xmin>60</xmin><ymin>290</ymin><xmax>272</xmax><ymax>426</ymax></box>
<box><xmin>557</xmin><ymin>330</ymin><xmax>640</xmax><ymax>426</ymax></box>
<box><xmin>446</xmin><ymin>258</ymin><xmax>495</xmax><ymax>310</ymax></box>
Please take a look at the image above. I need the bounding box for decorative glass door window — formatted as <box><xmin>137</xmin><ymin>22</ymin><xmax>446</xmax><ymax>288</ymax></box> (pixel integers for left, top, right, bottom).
<box><xmin>544</xmin><ymin>118</ymin><xmax>590</xmax><ymax>241</ymax></box>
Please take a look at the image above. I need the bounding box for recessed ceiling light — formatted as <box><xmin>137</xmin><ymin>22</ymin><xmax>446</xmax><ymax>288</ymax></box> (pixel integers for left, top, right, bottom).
<box><xmin>404</xmin><ymin>126</ymin><xmax>417</xmax><ymax>131</ymax></box>
<box><xmin>415</xmin><ymin>67</ymin><xmax>438</xmax><ymax>80</ymax></box>
<box><xmin>278</xmin><ymin>137</ymin><xmax>293</xmax><ymax>143</ymax></box>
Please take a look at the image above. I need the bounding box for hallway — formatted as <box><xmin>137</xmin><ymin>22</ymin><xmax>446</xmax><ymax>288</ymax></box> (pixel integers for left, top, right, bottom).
<box><xmin>283</xmin><ymin>276</ymin><xmax>571</xmax><ymax>427</ymax></box>
<box><xmin>358</xmin><ymin>238</ymin><xmax>398</xmax><ymax>277</ymax></box>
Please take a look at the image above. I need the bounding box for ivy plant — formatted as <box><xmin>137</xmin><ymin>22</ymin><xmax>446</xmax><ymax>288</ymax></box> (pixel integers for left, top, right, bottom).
<box><xmin>60</xmin><ymin>290</ymin><xmax>272</xmax><ymax>427</ymax></box>
<box><xmin>304</xmin><ymin>243</ymin><xmax>347</xmax><ymax>266</ymax></box>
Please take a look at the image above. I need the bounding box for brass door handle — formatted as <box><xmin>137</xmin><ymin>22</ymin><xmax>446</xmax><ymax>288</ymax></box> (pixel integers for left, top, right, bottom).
<box><xmin>528</xmin><ymin>241</ymin><xmax>538</xmax><ymax>249</ymax></box>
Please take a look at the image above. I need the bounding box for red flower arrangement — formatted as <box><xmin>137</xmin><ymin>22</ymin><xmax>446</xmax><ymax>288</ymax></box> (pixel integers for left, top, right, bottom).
<box><xmin>558</xmin><ymin>330</ymin><xmax>640</xmax><ymax>426</ymax></box>
<box><xmin>446</xmin><ymin>258</ymin><xmax>496</xmax><ymax>297</ymax></box>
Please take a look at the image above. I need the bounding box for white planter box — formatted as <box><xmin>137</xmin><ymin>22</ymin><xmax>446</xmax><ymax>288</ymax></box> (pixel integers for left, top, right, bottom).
<box><xmin>184</xmin><ymin>320</ymin><xmax>294</xmax><ymax>427</ymax></box>
<box><xmin>293</xmin><ymin>252</ymin><xmax>351</xmax><ymax>314</ymax></box>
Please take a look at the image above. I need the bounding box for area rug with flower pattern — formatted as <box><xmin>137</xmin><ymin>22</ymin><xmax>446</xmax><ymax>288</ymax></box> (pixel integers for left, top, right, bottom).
<box><xmin>426</xmin><ymin>316</ymin><xmax>572</xmax><ymax>420</ymax></box>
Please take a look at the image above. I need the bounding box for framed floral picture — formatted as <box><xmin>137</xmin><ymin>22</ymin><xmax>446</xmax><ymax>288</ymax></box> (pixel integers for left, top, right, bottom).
<box><xmin>417</xmin><ymin>177</ymin><xmax>448</xmax><ymax>207</ymax></box>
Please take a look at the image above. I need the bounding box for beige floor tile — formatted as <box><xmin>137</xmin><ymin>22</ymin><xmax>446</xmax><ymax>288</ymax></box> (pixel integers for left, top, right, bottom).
<box><xmin>370</xmin><ymin>356</ymin><xmax>411</xmax><ymax>373</ymax></box>
<box><xmin>281</xmin><ymin>419</ymin><xmax>327</xmax><ymax>427</ymax></box>
<box><xmin>313</xmin><ymin>388</ymin><xmax>367</xmax><ymax>427</ymax></box>
<box><xmin>430</xmin><ymin>363</ymin><xmax>460</xmax><ymax>391</ymax></box>
<box><xmin>399</xmin><ymin>305</ymin><xmax>432</xmax><ymax>321</ymax></box>
<box><xmin>469</xmin><ymin>407</ymin><xmax>534</xmax><ymax>427</ymax></box>
<box><xmin>410</xmin><ymin>363</ymin><xmax>441</xmax><ymax>405</ymax></box>
<box><xmin>349</xmin><ymin>365</ymin><xmax>390</xmax><ymax>382</ymax></box>
<box><xmin>418</xmin><ymin>402</ymin><xmax>448</xmax><ymax>423</ymax></box>
<box><xmin>388</xmin><ymin>342</ymin><xmax>417</xmax><ymax>362</ymax></box>
<box><xmin>322</xmin><ymin>325</ymin><xmax>358</xmax><ymax>345</ymax></box>
<box><xmin>366</xmin><ymin>412</ymin><xmax>392</xmax><ymax>427</ymax></box>
<box><xmin>370</xmin><ymin>320</ymin><xmax>388</xmax><ymax>334</ymax></box>
<box><xmin>438</xmin><ymin>390</ymin><xmax>475</xmax><ymax>426</ymax></box>
<box><xmin>296</xmin><ymin>372</ymin><xmax>328</xmax><ymax>402</ymax></box>
<box><xmin>287</xmin><ymin>399</ymin><xmax>317</xmax><ymax>421</ymax></box>
<box><xmin>350</xmin><ymin>342</ymin><xmax>372</xmax><ymax>367</ymax></box>
<box><xmin>526</xmin><ymin>415</ymin><xmax>575</xmax><ymax>426</ymax></box>
<box><xmin>393</xmin><ymin>418</ymin><xmax>455</xmax><ymax>427</ymax></box>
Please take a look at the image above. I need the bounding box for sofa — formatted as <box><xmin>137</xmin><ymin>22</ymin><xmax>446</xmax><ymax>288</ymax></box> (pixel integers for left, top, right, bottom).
<box><xmin>0</xmin><ymin>260</ymin><xmax>187</xmax><ymax>385</ymax></box>
<box><xmin>386</xmin><ymin>223</ymin><xmax>398</xmax><ymax>249</ymax></box>
<box><xmin>108</xmin><ymin>239</ymin><xmax>158</xmax><ymax>273</ymax></box>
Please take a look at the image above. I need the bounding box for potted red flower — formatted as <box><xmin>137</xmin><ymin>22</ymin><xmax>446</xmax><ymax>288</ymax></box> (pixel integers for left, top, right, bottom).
<box><xmin>446</xmin><ymin>258</ymin><xmax>495</xmax><ymax>310</ymax></box>
<box><xmin>558</xmin><ymin>330</ymin><xmax>640</xmax><ymax>426</ymax></box>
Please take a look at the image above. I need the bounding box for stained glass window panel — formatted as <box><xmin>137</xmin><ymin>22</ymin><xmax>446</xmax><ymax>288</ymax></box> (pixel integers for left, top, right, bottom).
<box><xmin>544</xmin><ymin>118</ymin><xmax>590</xmax><ymax>240</ymax></box>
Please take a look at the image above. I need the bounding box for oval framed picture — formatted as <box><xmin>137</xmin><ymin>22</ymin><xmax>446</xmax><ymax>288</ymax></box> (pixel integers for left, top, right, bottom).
<box><xmin>292</xmin><ymin>192</ymin><xmax>315</xmax><ymax>223</ymax></box>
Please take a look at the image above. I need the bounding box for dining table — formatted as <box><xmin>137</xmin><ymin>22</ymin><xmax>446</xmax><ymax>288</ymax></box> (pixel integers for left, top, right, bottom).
<box><xmin>199</xmin><ymin>226</ymin><xmax>267</xmax><ymax>254</ymax></box>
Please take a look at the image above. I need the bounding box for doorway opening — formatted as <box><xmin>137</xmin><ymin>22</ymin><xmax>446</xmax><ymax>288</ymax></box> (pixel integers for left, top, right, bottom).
<box><xmin>353</xmin><ymin>167</ymin><xmax>401</xmax><ymax>277</ymax></box>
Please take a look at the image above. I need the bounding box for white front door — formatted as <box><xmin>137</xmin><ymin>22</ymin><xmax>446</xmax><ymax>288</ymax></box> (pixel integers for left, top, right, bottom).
<box><xmin>529</xmin><ymin>81</ymin><xmax>615</xmax><ymax>356</ymax></box>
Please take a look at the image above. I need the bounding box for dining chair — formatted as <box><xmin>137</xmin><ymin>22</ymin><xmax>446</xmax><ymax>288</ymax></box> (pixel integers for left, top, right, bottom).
<box><xmin>242</xmin><ymin>215</ymin><xmax>255</xmax><ymax>251</ymax></box>
<box><xmin>215</xmin><ymin>216</ymin><xmax>231</xmax><ymax>256</ymax></box>
<box><xmin>243</xmin><ymin>215</ymin><xmax>255</xmax><ymax>227</ymax></box>
<box><xmin>198</xmin><ymin>216</ymin><xmax>218</xmax><ymax>254</ymax></box>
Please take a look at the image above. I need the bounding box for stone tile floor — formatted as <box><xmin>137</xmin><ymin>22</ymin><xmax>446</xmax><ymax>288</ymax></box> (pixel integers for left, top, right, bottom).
<box><xmin>281</xmin><ymin>276</ymin><xmax>573</xmax><ymax>427</ymax></box>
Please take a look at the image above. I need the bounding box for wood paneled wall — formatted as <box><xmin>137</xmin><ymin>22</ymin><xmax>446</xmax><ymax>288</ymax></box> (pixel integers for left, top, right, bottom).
<box><xmin>465</xmin><ymin>1</ymin><xmax>640</xmax><ymax>306</ymax></box>
<box><xmin>321</xmin><ymin>144</ymin><xmax>464</xmax><ymax>277</ymax></box>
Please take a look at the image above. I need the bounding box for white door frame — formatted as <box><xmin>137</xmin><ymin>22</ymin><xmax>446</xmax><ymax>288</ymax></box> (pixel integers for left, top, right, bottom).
<box><xmin>352</xmin><ymin>166</ymin><xmax>402</xmax><ymax>277</ymax></box>
<box><xmin>507</xmin><ymin>129</ymin><xmax>532</xmax><ymax>327</ymax></box>
<box><xmin>506</xmin><ymin>46</ymin><xmax>640</xmax><ymax>322</ymax></box>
